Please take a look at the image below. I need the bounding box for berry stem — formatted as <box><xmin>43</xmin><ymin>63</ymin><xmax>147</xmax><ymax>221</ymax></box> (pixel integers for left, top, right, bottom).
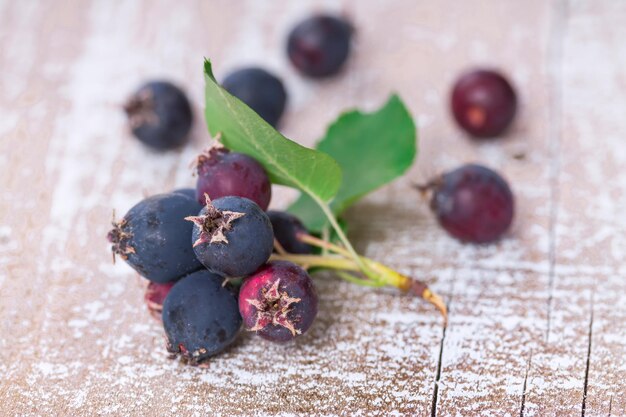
<box><xmin>311</xmin><ymin>196</ymin><xmax>373</xmax><ymax>276</ymax></box>
<box><xmin>269</xmin><ymin>251</ymin><xmax>448</xmax><ymax>321</ymax></box>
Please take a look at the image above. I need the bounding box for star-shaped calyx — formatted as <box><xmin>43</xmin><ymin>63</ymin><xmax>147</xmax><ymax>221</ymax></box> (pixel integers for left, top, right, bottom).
<box><xmin>107</xmin><ymin>211</ymin><xmax>136</xmax><ymax>263</ymax></box>
<box><xmin>191</xmin><ymin>139</ymin><xmax>227</xmax><ymax>174</ymax></box>
<box><xmin>185</xmin><ymin>194</ymin><xmax>245</xmax><ymax>247</ymax></box>
<box><xmin>246</xmin><ymin>279</ymin><xmax>302</xmax><ymax>336</ymax></box>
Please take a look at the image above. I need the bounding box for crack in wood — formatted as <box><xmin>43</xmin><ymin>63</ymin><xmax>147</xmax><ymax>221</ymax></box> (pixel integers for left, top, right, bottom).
<box><xmin>430</xmin><ymin>320</ymin><xmax>447</xmax><ymax>417</ymax></box>
<box><xmin>581</xmin><ymin>292</ymin><xmax>594</xmax><ymax>417</ymax></box>
<box><xmin>519</xmin><ymin>350</ymin><xmax>533</xmax><ymax>417</ymax></box>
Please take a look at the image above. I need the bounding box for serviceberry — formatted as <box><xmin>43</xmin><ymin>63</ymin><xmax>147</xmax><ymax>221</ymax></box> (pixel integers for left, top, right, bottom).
<box><xmin>187</xmin><ymin>196</ymin><xmax>274</xmax><ymax>277</ymax></box>
<box><xmin>194</xmin><ymin>145</ymin><xmax>271</xmax><ymax>210</ymax></box>
<box><xmin>124</xmin><ymin>81</ymin><xmax>193</xmax><ymax>150</ymax></box>
<box><xmin>239</xmin><ymin>261</ymin><xmax>318</xmax><ymax>342</ymax></box>
<box><xmin>451</xmin><ymin>69</ymin><xmax>517</xmax><ymax>138</ymax></box>
<box><xmin>287</xmin><ymin>15</ymin><xmax>352</xmax><ymax>77</ymax></box>
<box><xmin>222</xmin><ymin>67</ymin><xmax>287</xmax><ymax>127</ymax></box>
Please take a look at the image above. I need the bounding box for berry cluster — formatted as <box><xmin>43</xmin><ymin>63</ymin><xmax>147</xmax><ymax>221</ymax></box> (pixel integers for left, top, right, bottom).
<box><xmin>109</xmin><ymin>147</ymin><xmax>321</xmax><ymax>365</ymax></box>
<box><xmin>113</xmin><ymin>11</ymin><xmax>524</xmax><ymax>367</ymax></box>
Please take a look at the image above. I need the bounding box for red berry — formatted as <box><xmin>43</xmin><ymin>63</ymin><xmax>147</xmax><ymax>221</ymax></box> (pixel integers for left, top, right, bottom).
<box><xmin>450</xmin><ymin>69</ymin><xmax>517</xmax><ymax>138</ymax></box>
<box><xmin>194</xmin><ymin>145</ymin><xmax>271</xmax><ymax>210</ymax></box>
<box><xmin>239</xmin><ymin>261</ymin><xmax>318</xmax><ymax>343</ymax></box>
<box><xmin>429</xmin><ymin>164</ymin><xmax>514</xmax><ymax>243</ymax></box>
<box><xmin>144</xmin><ymin>281</ymin><xmax>175</xmax><ymax>320</ymax></box>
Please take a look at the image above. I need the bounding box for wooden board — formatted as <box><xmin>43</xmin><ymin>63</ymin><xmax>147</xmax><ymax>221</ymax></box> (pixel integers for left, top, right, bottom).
<box><xmin>1</xmin><ymin>0</ymin><xmax>625</xmax><ymax>415</ymax></box>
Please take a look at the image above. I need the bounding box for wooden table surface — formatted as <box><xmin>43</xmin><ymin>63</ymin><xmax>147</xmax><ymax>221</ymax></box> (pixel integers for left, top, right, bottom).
<box><xmin>1</xmin><ymin>1</ymin><xmax>625</xmax><ymax>416</ymax></box>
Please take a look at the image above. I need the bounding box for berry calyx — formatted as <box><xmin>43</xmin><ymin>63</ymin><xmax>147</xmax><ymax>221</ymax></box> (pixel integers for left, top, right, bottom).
<box><xmin>421</xmin><ymin>163</ymin><xmax>514</xmax><ymax>243</ymax></box>
<box><xmin>185</xmin><ymin>194</ymin><xmax>245</xmax><ymax>247</ymax></box>
<box><xmin>450</xmin><ymin>69</ymin><xmax>517</xmax><ymax>138</ymax></box>
<box><xmin>239</xmin><ymin>261</ymin><xmax>318</xmax><ymax>342</ymax></box>
<box><xmin>194</xmin><ymin>143</ymin><xmax>272</xmax><ymax>210</ymax></box>
<box><xmin>188</xmin><ymin>195</ymin><xmax>274</xmax><ymax>277</ymax></box>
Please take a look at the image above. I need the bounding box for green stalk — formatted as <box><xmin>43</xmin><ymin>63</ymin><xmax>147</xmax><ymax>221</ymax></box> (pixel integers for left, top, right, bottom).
<box><xmin>311</xmin><ymin>195</ymin><xmax>377</xmax><ymax>280</ymax></box>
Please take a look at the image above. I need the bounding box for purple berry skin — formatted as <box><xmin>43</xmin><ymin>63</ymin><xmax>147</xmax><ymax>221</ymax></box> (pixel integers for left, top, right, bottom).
<box><xmin>239</xmin><ymin>261</ymin><xmax>318</xmax><ymax>343</ymax></box>
<box><xmin>124</xmin><ymin>81</ymin><xmax>193</xmax><ymax>150</ymax></box>
<box><xmin>163</xmin><ymin>270</ymin><xmax>242</xmax><ymax>364</ymax></box>
<box><xmin>145</xmin><ymin>281</ymin><xmax>175</xmax><ymax>320</ymax></box>
<box><xmin>222</xmin><ymin>68</ymin><xmax>287</xmax><ymax>127</ymax></box>
<box><xmin>107</xmin><ymin>193</ymin><xmax>203</xmax><ymax>283</ymax></box>
<box><xmin>188</xmin><ymin>196</ymin><xmax>274</xmax><ymax>277</ymax></box>
<box><xmin>267</xmin><ymin>211</ymin><xmax>313</xmax><ymax>254</ymax></box>
<box><xmin>195</xmin><ymin>146</ymin><xmax>272</xmax><ymax>211</ymax></box>
<box><xmin>451</xmin><ymin>69</ymin><xmax>517</xmax><ymax>138</ymax></box>
<box><xmin>287</xmin><ymin>15</ymin><xmax>352</xmax><ymax>78</ymax></box>
<box><xmin>431</xmin><ymin>164</ymin><xmax>514</xmax><ymax>244</ymax></box>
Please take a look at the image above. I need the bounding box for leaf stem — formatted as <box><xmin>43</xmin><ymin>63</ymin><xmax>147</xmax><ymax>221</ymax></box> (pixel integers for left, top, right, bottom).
<box><xmin>310</xmin><ymin>196</ymin><xmax>377</xmax><ymax>279</ymax></box>
<box><xmin>269</xmin><ymin>254</ymin><xmax>360</xmax><ymax>272</ymax></box>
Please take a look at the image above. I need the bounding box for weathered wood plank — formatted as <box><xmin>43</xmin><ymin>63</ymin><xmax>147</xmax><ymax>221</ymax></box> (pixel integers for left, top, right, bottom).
<box><xmin>1</xmin><ymin>1</ymin><xmax>625</xmax><ymax>416</ymax></box>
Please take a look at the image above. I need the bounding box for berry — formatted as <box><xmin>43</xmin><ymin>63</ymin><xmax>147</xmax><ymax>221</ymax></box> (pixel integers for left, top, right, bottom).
<box><xmin>187</xmin><ymin>196</ymin><xmax>274</xmax><ymax>277</ymax></box>
<box><xmin>450</xmin><ymin>69</ymin><xmax>517</xmax><ymax>138</ymax></box>
<box><xmin>427</xmin><ymin>164</ymin><xmax>514</xmax><ymax>243</ymax></box>
<box><xmin>162</xmin><ymin>270</ymin><xmax>242</xmax><ymax>364</ymax></box>
<box><xmin>145</xmin><ymin>281</ymin><xmax>175</xmax><ymax>320</ymax></box>
<box><xmin>171</xmin><ymin>188</ymin><xmax>197</xmax><ymax>200</ymax></box>
<box><xmin>267</xmin><ymin>211</ymin><xmax>313</xmax><ymax>254</ymax></box>
<box><xmin>107</xmin><ymin>192</ymin><xmax>203</xmax><ymax>283</ymax></box>
<box><xmin>222</xmin><ymin>68</ymin><xmax>287</xmax><ymax>127</ymax></box>
<box><xmin>194</xmin><ymin>145</ymin><xmax>271</xmax><ymax>210</ymax></box>
<box><xmin>239</xmin><ymin>261</ymin><xmax>318</xmax><ymax>342</ymax></box>
<box><xmin>287</xmin><ymin>15</ymin><xmax>352</xmax><ymax>78</ymax></box>
<box><xmin>124</xmin><ymin>81</ymin><xmax>193</xmax><ymax>150</ymax></box>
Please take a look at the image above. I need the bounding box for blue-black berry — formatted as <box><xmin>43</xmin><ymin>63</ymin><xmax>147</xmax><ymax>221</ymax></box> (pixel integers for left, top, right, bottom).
<box><xmin>267</xmin><ymin>211</ymin><xmax>313</xmax><ymax>254</ymax></box>
<box><xmin>187</xmin><ymin>196</ymin><xmax>274</xmax><ymax>277</ymax></box>
<box><xmin>124</xmin><ymin>81</ymin><xmax>193</xmax><ymax>150</ymax></box>
<box><xmin>163</xmin><ymin>270</ymin><xmax>242</xmax><ymax>364</ymax></box>
<box><xmin>287</xmin><ymin>15</ymin><xmax>353</xmax><ymax>77</ymax></box>
<box><xmin>222</xmin><ymin>68</ymin><xmax>287</xmax><ymax>127</ymax></box>
<box><xmin>107</xmin><ymin>192</ymin><xmax>203</xmax><ymax>283</ymax></box>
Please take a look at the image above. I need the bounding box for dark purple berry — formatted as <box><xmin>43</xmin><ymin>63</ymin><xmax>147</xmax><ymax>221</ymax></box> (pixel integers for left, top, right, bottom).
<box><xmin>450</xmin><ymin>69</ymin><xmax>517</xmax><ymax>138</ymax></box>
<box><xmin>171</xmin><ymin>188</ymin><xmax>197</xmax><ymax>200</ymax></box>
<box><xmin>107</xmin><ymin>192</ymin><xmax>203</xmax><ymax>283</ymax></box>
<box><xmin>194</xmin><ymin>145</ymin><xmax>271</xmax><ymax>211</ymax></box>
<box><xmin>287</xmin><ymin>15</ymin><xmax>352</xmax><ymax>78</ymax></box>
<box><xmin>267</xmin><ymin>211</ymin><xmax>313</xmax><ymax>254</ymax></box>
<box><xmin>162</xmin><ymin>270</ymin><xmax>242</xmax><ymax>364</ymax></box>
<box><xmin>145</xmin><ymin>281</ymin><xmax>175</xmax><ymax>320</ymax></box>
<box><xmin>124</xmin><ymin>81</ymin><xmax>193</xmax><ymax>150</ymax></box>
<box><xmin>222</xmin><ymin>68</ymin><xmax>287</xmax><ymax>127</ymax></box>
<box><xmin>428</xmin><ymin>164</ymin><xmax>514</xmax><ymax>243</ymax></box>
<box><xmin>239</xmin><ymin>261</ymin><xmax>318</xmax><ymax>342</ymax></box>
<box><xmin>187</xmin><ymin>196</ymin><xmax>273</xmax><ymax>277</ymax></box>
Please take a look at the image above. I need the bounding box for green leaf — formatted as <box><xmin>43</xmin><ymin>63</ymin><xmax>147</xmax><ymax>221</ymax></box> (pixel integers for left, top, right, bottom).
<box><xmin>203</xmin><ymin>59</ymin><xmax>341</xmax><ymax>202</ymax></box>
<box><xmin>288</xmin><ymin>95</ymin><xmax>417</xmax><ymax>232</ymax></box>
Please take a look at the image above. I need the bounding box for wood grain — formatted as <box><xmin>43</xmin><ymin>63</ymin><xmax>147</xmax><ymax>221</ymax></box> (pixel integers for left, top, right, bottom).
<box><xmin>0</xmin><ymin>1</ymin><xmax>624</xmax><ymax>416</ymax></box>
